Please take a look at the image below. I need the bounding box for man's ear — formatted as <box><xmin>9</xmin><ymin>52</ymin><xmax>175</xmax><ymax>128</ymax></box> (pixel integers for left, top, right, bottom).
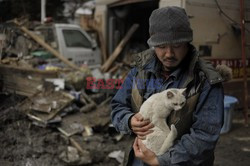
<box><xmin>167</xmin><ymin>91</ymin><xmax>174</xmax><ymax>99</ymax></box>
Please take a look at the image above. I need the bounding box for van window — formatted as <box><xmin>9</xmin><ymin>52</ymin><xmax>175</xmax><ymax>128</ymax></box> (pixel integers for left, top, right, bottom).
<box><xmin>62</xmin><ymin>29</ymin><xmax>92</xmax><ymax>48</ymax></box>
<box><xmin>36</xmin><ymin>27</ymin><xmax>57</xmax><ymax>49</ymax></box>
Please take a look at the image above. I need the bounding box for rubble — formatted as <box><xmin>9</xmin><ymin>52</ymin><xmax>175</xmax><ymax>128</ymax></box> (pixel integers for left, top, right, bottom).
<box><xmin>0</xmin><ymin>16</ymin><xmax>137</xmax><ymax>166</ymax></box>
<box><xmin>108</xmin><ymin>150</ymin><xmax>125</xmax><ymax>165</ymax></box>
<box><xmin>19</xmin><ymin>90</ymin><xmax>74</xmax><ymax>122</ymax></box>
<box><xmin>59</xmin><ymin>146</ymin><xmax>92</xmax><ymax>165</ymax></box>
<box><xmin>0</xmin><ymin>23</ymin><xmax>131</xmax><ymax>162</ymax></box>
<box><xmin>0</xmin><ymin>90</ymin><xmax>131</xmax><ymax>166</ymax></box>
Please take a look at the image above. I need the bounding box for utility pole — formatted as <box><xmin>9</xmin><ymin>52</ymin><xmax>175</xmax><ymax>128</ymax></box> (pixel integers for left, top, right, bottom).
<box><xmin>240</xmin><ymin>0</ymin><xmax>249</xmax><ymax>125</ymax></box>
<box><xmin>41</xmin><ymin>0</ymin><xmax>46</xmax><ymax>24</ymax></box>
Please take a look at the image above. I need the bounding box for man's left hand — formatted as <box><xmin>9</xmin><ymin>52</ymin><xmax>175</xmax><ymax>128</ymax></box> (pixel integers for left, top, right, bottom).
<box><xmin>133</xmin><ymin>137</ymin><xmax>159</xmax><ymax>166</ymax></box>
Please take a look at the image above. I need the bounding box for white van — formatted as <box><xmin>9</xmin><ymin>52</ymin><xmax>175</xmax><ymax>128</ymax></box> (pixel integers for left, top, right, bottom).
<box><xmin>35</xmin><ymin>23</ymin><xmax>102</xmax><ymax>68</ymax></box>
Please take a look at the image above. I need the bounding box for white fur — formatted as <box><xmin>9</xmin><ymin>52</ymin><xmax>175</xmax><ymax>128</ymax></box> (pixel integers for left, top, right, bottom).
<box><xmin>139</xmin><ymin>88</ymin><xmax>186</xmax><ymax>155</ymax></box>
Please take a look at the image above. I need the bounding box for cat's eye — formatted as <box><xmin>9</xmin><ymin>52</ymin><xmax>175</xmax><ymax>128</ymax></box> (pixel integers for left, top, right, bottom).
<box><xmin>181</xmin><ymin>102</ymin><xmax>185</xmax><ymax>105</ymax></box>
<box><xmin>173</xmin><ymin>103</ymin><xmax>178</xmax><ymax>106</ymax></box>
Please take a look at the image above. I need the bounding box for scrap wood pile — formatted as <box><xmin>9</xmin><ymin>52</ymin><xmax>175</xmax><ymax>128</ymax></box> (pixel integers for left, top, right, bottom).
<box><xmin>0</xmin><ymin>19</ymin><xmax>140</xmax><ymax>95</ymax></box>
<box><xmin>0</xmin><ymin>19</ymin><xmax>141</xmax><ymax>165</ymax></box>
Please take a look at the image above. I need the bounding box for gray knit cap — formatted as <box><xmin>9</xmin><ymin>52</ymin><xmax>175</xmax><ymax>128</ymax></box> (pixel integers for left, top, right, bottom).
<box><xmin>147</xmin><ymin>6</ymin><xmax>193</xmax><ymax>47</ymax></box>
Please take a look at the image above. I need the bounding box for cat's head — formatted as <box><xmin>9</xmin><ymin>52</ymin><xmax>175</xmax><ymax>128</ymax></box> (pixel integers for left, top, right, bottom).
<box><xmin>165</xmin><ymin>88</ymin><xmax>186</xmax><ymax>111</ymax></box>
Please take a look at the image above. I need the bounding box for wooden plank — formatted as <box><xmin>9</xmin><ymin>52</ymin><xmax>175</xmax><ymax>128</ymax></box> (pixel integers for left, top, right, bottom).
<box><xmin>79</xmin><ymin>102</ymin><xmax>96</xmax><ymax>113</ymax></box>
<box><xmin>13</xmin><ymin>20</ymin><xmax>80</xmax><ymax>70</ymax></box>
<box><xmin>107</xmin><ymin>63</ymin><xmax>121</xmax><ymax>73</ymax></box>
<box><xmin>0</xmin><ymin>64</ymin><xmax>58</xmax><ymax>96</ymax></box>
<box><xmin>20</xmin><ymin>91</ymin><xmax>74</xmax><ymax>122</ymax></box>
<box><xmin>100</xmin><ymin>24</ymin><xmax>139</xmax><ymax>72</ymax></box>
<box><xmin>69</xmin><ymin>137</ymin><xmax>86</xmax><ymax>155</ymax></box>
<box><xmin>97</xmin><ymin>30</ymin><xmax>107</xmax><ymax>63</ymax></box>
<box><xmin>0</xmin><ymin>64</ymin><xmax>58</xmax><ymax>77</ymax></box>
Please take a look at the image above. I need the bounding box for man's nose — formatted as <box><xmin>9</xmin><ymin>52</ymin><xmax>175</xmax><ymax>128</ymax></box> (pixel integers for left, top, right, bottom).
<box><xmin>163</xmin><ymin>46</ymin><xmax>174</xmax><ymax>57</ymax></box>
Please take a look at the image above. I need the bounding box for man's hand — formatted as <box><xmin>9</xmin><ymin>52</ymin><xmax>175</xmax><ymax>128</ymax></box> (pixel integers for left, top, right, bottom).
<box><xmin>133</xmin><ymin>137</ymin><xmax>159</xmax><ymax>166</ymax></box>
<box><xmin>130</xmin><ymin>113</ymin><xmax>154</xmax><ymax>139</ymax></box>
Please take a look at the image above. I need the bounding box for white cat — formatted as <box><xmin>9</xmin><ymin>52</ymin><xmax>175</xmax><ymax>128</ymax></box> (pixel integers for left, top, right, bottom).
<box><xmin>139</xmin><ymin>88</ymin><xmax>186</xmax><ymax>155</ymax></box>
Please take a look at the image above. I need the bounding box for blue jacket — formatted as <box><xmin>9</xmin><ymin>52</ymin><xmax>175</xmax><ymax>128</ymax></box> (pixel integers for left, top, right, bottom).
<box><xmin>111</xmin><ymin>47</ymin><xmax>224</xmax><ymax>166</ymax></box>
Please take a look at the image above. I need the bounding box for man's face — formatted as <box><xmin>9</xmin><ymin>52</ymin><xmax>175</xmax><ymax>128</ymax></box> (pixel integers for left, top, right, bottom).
<box><xmin>154</xmin><ymin>43</ymin><xmax>188</xmax><ymax>72</ymax></box>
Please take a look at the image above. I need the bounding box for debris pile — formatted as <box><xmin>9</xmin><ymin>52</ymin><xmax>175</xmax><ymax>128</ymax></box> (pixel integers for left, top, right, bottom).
<box><xmin>0</xmin><ymin>87</ymin><xmax>130</xmax><ymax>165</ymax></box>
<box><xmin>0</xmin><ymin>19</ymin><xmax>138</xmax><ymax>165</ymax></box>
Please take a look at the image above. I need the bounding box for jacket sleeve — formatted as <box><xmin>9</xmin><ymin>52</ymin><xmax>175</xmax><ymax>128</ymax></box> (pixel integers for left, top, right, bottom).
<box><xmin>110</xmin><ymin>68</ymin><xmax>137</xmax><ymax>134</ymax></box>
<box><xmin>157</xmin><ymin>80</ymin><xmax>224</xmax><ymax>165</ymax></box>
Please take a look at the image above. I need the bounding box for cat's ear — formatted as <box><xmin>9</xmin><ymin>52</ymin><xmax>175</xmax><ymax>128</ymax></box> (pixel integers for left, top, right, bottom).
<box><xmin>181</xmin><ymin>88</ymin><xmax>187</xmax><ymax>96</ymax></box>
<box><xmin>167</xmin><ymin>91</ymin><xmax>174</xmax><ymax>99</ymax></box>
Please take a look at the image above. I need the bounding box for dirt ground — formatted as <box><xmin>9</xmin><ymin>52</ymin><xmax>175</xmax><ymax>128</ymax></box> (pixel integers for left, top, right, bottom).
<box><xmin>0</xmin><ymin>94</ymin><xmax>250</xmax><ymax>166</ymax></box>
<box><xmin>214</xmin><ymin>110</ymin><xmax>250</xmax><ymax>166</ymax></box>
<box><xmin>0</xmin><ymin>94</ymin><xmax>130</xmax><ymax>166</ymax></box>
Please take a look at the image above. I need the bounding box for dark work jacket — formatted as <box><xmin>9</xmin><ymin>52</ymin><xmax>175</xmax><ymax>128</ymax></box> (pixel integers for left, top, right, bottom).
<box><xmin>111</xmin><ymin>45</ymin><xmax>224</xmax><ymax>166</ymax></box>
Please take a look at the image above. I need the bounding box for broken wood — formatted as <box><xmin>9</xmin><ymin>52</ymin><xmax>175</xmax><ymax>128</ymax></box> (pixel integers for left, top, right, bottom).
<box><xmin>57</xmin><ymin>121</ymin><xmax>84</xmax><ymax>137</ymax></box>
<box><xmin>69</xmin><ymin>137</ymin><xmax>88</xmax><ymax>156</ymax></box>
<box><xmin>97</xmin><ymin>96</ymin><xmax>112</xmax><ymax>108</ymax></box>
<box><xmin>19</xmin><ymin>91</ymin><xmax>74</xmax><ymax>123</ymax></box>
<box><xmin>107</xmin><ymin>63</ymin><xmax>121</xmax><ymax>74</ymax></box>
<box><xmin>81</xmin><ymin>90</ymin><xmax>97</xmax><ymax>106</ymax></box>
<box><xmin>121</xmin><ymin>71</ymin><xmax>129</xmax><ymax>80</ymax></box>
<box><xmin>97</xmin><ymin>30</ymin><xmax>107</xmax><ymax>63</ymax></box>
<box><xmin>79</xmin><ymin>96</ymin><xmax>88</xmax><ymax>105</ymax></box>
<box><xmin>0</xmin><ymin>64</ymin><xmax>58</xmax><ymax>96</ymax></box>
<box><xmin>79</xmin><ymin>91</ymin><xmax>97</xmax><ymax>113</ymax></box>
<box><xmin>13</xmin><ymin>20</ymin><xmax>80</xmax><ymax>70</ymax></box>
<box><xmin>100</xmin><ymin>24</ymin><xmax>139</xmax><ymax>72</ymax></box>
<box><xmin>79</xmin><ymin>102</ymin><xmax>96</xmax><ymax>113</ymax></box>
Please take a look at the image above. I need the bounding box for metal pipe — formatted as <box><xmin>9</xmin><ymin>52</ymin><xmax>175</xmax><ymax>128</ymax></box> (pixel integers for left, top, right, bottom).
<box><xmin>240</xmin><ymin>0</ymin><xmax>248</xmax><ymax>125</ymax></box>
<box><xmin>41</xmin><ymin>0</ymin><xmax>46</xmax><ymax>24</ymax></box>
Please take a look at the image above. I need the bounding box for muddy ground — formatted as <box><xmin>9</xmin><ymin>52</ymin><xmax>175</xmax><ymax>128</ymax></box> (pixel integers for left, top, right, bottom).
<box><xmin>0</xmin><ymin>93</ymin><xmax>131</xmax><ymax>166</ymax></box>
<box><xmin>0</xmin><ymin>94</ymin><xmax>250</xmax><ymax>166</ymax></box>
<box><xmin>214</xmin><ymin>111</ymin><xmax>250</xmax><ymax>166</ymax></box>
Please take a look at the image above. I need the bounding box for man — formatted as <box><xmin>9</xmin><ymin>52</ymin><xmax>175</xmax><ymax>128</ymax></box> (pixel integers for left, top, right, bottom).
<box><xmin>111</xmin><ymin>6</ymin><xmax>224</xmax><ymax>166</ymax></box>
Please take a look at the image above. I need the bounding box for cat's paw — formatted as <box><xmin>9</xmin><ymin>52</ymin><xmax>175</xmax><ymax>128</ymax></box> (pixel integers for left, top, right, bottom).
<box><xmin>170</xmin><ymin>124</ymin><xmax>178</xmax><ymax>136</ymax></box>
<box><xmin>170</xmin><ymin>124</ymin><xmax>176</xmax><ymax>130</ymax></box>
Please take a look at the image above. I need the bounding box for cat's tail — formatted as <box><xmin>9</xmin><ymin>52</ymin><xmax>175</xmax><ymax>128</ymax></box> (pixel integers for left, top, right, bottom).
<box><xmin>158</xmin><ymin>124</ymin><xmax>178</xmax><ymax>155</ymax></box>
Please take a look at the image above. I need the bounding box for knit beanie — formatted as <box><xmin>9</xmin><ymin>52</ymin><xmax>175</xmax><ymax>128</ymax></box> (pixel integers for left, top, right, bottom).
<box><xmin>147</xmin><ymin>6</ymin><xmax>193</xmax><ymax>47</ymax></box>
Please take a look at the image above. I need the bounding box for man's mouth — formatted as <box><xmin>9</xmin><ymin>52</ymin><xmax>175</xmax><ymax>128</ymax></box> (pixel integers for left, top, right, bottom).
<box><xmin>163</xmin><ymin>58</ymin><xmax>177</xmax><ymax>63</ymax></box>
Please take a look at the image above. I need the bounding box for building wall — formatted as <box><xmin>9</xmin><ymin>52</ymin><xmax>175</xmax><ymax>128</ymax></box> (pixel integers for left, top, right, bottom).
<box><xmin>95</xmin><ymin>0</ymin><xmax>250</xmax><ymax>59</ymax></box>
<box><xmin>159</xmin><ymin>0</ymin><xmax>186</xmax><ymax>8</ymax></box>
<box><xmin>160</xmin><ymin>0</ymin><xmax>250</xmax><ymax>59</ymax></box>
<box><xmin>160</xmin><ymin>0</ymin><xmax>250</xmax><ymax>108</ymax></box>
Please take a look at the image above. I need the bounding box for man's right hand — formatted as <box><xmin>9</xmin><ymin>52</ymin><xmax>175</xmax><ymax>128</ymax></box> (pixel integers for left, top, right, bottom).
<box><xmin>130</xmin><ymin>113</ymin><xmax>154</xmax><ymax>139</ymax></box>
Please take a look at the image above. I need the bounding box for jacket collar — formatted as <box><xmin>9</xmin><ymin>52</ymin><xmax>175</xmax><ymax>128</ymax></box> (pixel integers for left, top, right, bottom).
<box><xmin>143</xmin><ymin>45</ymin><xmax>199</xmax><ymax>81</ymax></box>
